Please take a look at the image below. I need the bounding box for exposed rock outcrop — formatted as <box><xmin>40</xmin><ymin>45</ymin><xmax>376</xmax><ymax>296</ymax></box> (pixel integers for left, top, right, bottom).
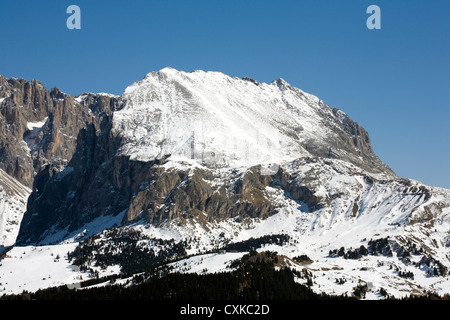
<box><xmin>0</xmin><ymin>76</ymin><xmax>121</xmax><ymax>187</ymax></box>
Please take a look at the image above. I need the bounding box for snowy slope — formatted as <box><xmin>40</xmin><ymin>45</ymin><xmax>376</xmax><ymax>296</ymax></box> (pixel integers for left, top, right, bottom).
<box><xmin>113</xmin><ymin>67</ymin><xmax>393</xmax><ymax>178</ymax></box>
<box><xmin>150</xmin><ymin>158</ymin><xmax>450</xmax><ymax>298</ymax></box>
<box><xmin>114</xmin><ymin>68</ymin><xmax>302</xmax><ymax>164</ymax></box>
<box><xmin>0</xmin><ymin>169</ymin><xmax>31</xmax><ymax>247</ymax></box>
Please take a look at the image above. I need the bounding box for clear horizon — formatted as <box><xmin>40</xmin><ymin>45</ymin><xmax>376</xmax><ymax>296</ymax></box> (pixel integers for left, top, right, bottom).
<box><xmin>0</xmin><ymin>0</ymin><xmax>449</xmax><ymax>189</ymax></box>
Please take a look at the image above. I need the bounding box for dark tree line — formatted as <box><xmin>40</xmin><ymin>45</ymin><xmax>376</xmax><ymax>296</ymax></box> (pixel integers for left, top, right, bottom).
<box><xmin>220</xmin><ymin>234</ymin><xmax>291</xmax><ymax>252</ymax></box>
<box><xmin>398</xmin><ymin>270</ymin><xmax>414</xmax><ymax>280</ymax></box>
<box><xmin>292</xmin><ymin>254</ymin><xmax>313</xmax><ymax>264</ymax></box>
<box><xmin>419</xmin><ymin>256</ymin><xmax>448</xmax><ymax>277</ymax></box>
<box><xmin>328</xmin><ymin>237</ymin><xmax>448</xmax><ymax>279</ymax></box>
<box><xmin>329</xmin><ymin>238</ymin><xmax>395</xmax><ymax>260</ymax></box>
<box><xmin>329</xmin><ymin>245</ymin><xmax>370</xmax><ymax>260</ymax></box>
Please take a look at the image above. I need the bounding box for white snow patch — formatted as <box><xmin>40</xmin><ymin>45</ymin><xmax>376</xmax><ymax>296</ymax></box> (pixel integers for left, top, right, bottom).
<box><xmin>0</xmin><ymin>169</ymin><xmax>31</xmax><ymax>247</ymax></box>
<box><xmin>26</xmin><ymin>117</ymin><xmax>47</xmax><ymax>131</ymax></box>
<box><xmin>0</xmin><ymin>243</ymin><xmax>82</xmax><ymax>295</ymax></box>
<box><xmin>38</xmin><ymin>210</ymin><xmax>127</xmax><ymax>245</ymax></box>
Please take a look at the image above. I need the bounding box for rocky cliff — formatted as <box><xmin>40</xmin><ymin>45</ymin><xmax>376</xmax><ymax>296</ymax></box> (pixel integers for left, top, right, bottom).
<box><xmin>0</xmin><ymin>75</ymin><xmax>121</xmax><ymax>245</ymax></box>
<box><xmin>14</xmin><ymin>68</ymin><xmax>400</xmax><ymax>244</ymax></box>
<box><xmin>0</xmin><ymin>76</ymin><xmax>121</xmax><ymax>188</ymax></box>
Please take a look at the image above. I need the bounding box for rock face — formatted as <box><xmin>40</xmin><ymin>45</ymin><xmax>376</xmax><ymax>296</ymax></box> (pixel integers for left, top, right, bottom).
<box><xmin>0</xmin><ymin>76</ymin><xmax>121</xmax><ymax>188</ymax></box>
<box><xmin>17</xmin><ymin>121</ymin><xmax>121</xmax><ymax>244</ymax></box>
<box><xmin>0</xmin><ymin>75</ymin><xmax>121</xmax><ymax>244</ymax></box>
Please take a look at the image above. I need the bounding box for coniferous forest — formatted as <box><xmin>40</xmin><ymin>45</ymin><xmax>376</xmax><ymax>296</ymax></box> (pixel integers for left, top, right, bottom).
<box><xmin>2</xmin><ymin>251</ymin><xmax>353</xmax><ymax>301</ymax></box>
<box><xmin>2</xmin><ymin>251</ymin><xmax>449</xmax><ymax>302</ymax></box>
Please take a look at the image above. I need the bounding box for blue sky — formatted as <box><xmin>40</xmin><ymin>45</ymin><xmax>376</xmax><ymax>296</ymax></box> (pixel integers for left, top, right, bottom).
<box><xmin>0</xmin><ymin>0</ymin><xmax>449</xmax><ymax>188</ymax></box>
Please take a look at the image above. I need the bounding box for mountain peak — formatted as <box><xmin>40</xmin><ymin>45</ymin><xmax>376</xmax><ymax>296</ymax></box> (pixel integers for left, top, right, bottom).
<box><xmin>113</xmin><ymin>68</ymin><xmax>395</xmax><ymax>178</ymax></box>
<box><xmin>274</xmin><ymin>77</ymin><xmax>289</xmax><ymax>86</ymax></box>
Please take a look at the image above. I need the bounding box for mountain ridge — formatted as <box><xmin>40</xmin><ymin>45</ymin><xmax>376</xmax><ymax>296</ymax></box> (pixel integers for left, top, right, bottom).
<box><xmin>0</xmin><ymin>68</ymin><xmax>449</xmax><ymax>299</ymax></box>
<box><xmin>13</xmin><ymin>66</ymin><xmax>400</xmax><ymax>245</ymax></box>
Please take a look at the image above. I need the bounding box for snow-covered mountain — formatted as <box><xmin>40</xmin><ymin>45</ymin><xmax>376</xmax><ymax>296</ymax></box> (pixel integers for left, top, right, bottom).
<box><xmin>114</xmin><ymin>67</ymin><xmax>394</xmax><ymax>178</ymax></box>
<box><xmin>0</xmin><ymin>68</ymin><xmax>449</xmax><ymax>299</ymax></box>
